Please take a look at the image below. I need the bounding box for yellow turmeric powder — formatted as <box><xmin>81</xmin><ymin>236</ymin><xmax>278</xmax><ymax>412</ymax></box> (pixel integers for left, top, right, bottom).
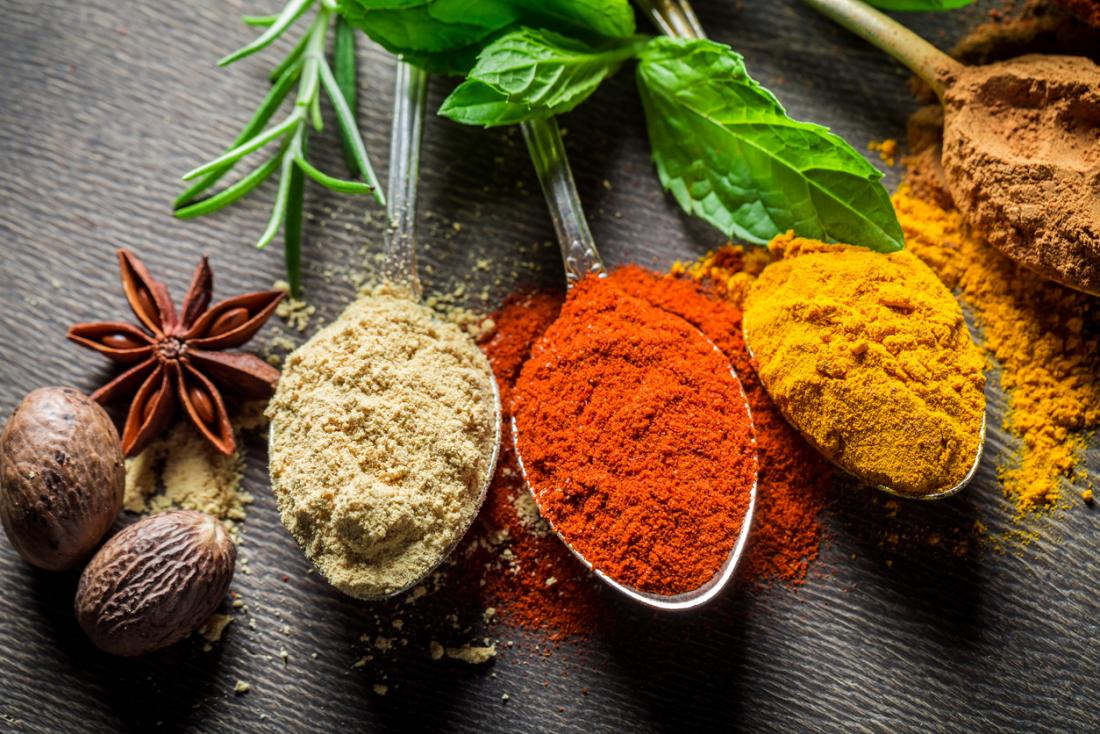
<box><xmin>892</xmin><ymin>186</ymin><xmax>1100</xmax><ymax>512</ymax></box>
<box><xmin>742</xmin><ymin>234</ymin><xmax>987</xmax><ymax>497</ymax></box>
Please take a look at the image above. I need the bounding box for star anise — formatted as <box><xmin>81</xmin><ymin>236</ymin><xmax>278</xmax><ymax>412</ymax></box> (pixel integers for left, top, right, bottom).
<box><xmin>68</xmin><ymin>249</ymin><xmax>284</xmax><ymax>458</ymax></box>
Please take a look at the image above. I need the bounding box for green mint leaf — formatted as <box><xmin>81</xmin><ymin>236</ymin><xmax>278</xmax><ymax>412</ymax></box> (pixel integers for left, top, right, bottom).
<box><xmin>439</xmin><ymin>79</ymin><xmax>545</xmax><ymax>126</ymax></box>
<box><xmin>636</xmin><ymin>37</ymin><xmax>903</xmax><ymax>252</ymax></box>
<box><xmin>338</xmin><ymin>0</ymin><xmax>635</xmax><ymax>70</ymax></box>
<box><xmin>862</xmin><ymin>0</ymin><xmax>974</xmax><ymax>10</ymax></box>
<box><xmin>338</xmin><ymin>0</ymin><xmax>518</xmax><ymax>54</ymax></box>
<box><xmin>439</xmin><ymin>29</ymin><xmax>642</xmax><ymax>126</ymax></box>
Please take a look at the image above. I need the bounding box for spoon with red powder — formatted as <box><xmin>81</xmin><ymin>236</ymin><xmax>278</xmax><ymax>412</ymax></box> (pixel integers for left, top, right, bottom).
<box><xmin>511</xmin><ymin>117</ymin><xmax>759</xmax><ymax>611</ymax></box>
<box><xmin>801</xmin><ymin>0</ymin><xmax>1100</xmax><ymax>295</ymax></box>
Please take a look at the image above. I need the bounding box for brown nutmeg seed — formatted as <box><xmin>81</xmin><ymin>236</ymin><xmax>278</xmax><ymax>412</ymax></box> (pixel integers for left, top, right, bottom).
<box><xmin>0</xmin><ymin>387</ymin><xmax>124</xmax><ymax>570</ymax></box>
<box><xmin>75</xmin><ymin>510</ymin><xmax>236</xmax><ymax>657</ymax></box>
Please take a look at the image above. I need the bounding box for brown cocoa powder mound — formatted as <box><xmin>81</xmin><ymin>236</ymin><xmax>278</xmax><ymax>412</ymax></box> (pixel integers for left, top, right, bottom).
<box><xmin>940</xmin><ymin>53</ymin><xmax>1100</xmax><ymax>292</ymax></box>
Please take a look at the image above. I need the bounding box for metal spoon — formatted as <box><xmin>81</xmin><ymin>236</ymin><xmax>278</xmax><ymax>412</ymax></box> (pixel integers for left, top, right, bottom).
<box><xmin>799</xmin><ymin>0</ymin><xmax>1100</xmax><ymax>296</ymax></box>
<box><xmin>269</xmin><ymin>61</ymin><xmax>502</xmax><ymax>599</ymax></box>
<box><xmin>635</xmin><ymin>0</ymin><xmax>985</xmax><ymax>500</ymax></box>
<box><xmin>513</xmin><ymin>116</ymin><xmax>758</xmax><ymax>611</ymax></box>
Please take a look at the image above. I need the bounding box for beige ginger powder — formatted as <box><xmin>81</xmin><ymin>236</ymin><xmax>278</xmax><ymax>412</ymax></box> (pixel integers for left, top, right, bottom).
<box><xmin>267</xmin><ymin>287</ymin><xmax>498</xmax><ymax>599</ymax></box>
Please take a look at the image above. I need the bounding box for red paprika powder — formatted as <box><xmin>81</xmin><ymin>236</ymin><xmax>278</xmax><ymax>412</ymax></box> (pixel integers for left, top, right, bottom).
<box><xmin>511</xmin><ymin>275</ymin><xmax>758</xmax><ymax>595</ymax></box>
<box><xmin>610</xmin><ymin>263</ymin><xmax>832</xmax><ymax>587</ymax></box>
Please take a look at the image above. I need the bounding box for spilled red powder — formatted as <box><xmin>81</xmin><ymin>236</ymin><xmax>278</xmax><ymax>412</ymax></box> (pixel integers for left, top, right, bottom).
<box><xmin>474</xmin><ymin>291</ymin><xmax>607</xmax><ymax>638</ymax></box>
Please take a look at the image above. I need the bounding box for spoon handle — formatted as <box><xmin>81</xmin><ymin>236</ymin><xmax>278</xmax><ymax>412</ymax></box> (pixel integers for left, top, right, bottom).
<box><xmin>382</xmin><ymin>61</ymin><xmax>428</xmax><ymax>300</ymax></box>
<box><xmin>522</xmin><ymin>117</ymin><xmax>606</xmax><ymax>286</ymax></box>
<box><xmin>798</xmin><ymin>0</ymin><xmax>962</xmax><ymax>98</ymax></box>
<box><xmin>633</xmin><ymin>0</ymin><xmax>705</xmax><ymax>39</ymax></box>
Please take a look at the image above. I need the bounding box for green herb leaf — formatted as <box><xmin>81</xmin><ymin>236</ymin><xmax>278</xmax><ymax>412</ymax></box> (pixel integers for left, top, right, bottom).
<box><xmin>319</xmin><ymin>58</ymin><xmax>385</xmax><ymax>204</ymax></box>
<box><xmin>295</xmin><ymin>154</ymin><xmax>378</xmax><ymax>194</ymax></box>
<box><xmin>636</xmin><ymin>37</ymin><xmax>903</xmax><ymax>252</ymax></box>
<box><xmin>338</xmin><ymin>0</ymin><xmax>636</xmax><ymax>74</ymax></box>
<box><xmin>175</xmin><ymin>153</ymin><xmax>284</xmax><ymax>219</ymax></box>
<box><xmin>862</xmin><ymin>0</ymin><xmax>974</xmax><ymax>10</ymax></box>
<box><xmin>257</xmin><ymin>150</ymin><xmax>298</xmax><ymax>250</ymax></box>
<box><xmin>332</xmin><ymin>15</ymin><xmax>361</xmax><ymax>176</ymax></box>
<box><xmin>510</xmin><ymin>0</ymin><xmax>635</xmax><ymax>40</ymax></box>
<box><xmin>439</xmin><ymin>29</ymin><xmax>643</xmax><ymax>127</ymax></box>
<box><xmin>220</xmin><ymin>0</ymin><xmax>316</xmax><ymax>67</ymax></box>
<box><xmin>440</xmin><ymin>79</ymin><xmax>545</xmax><ymax>126</ymax></box>
<box><xmin>339</xmin><ymin>0</ymin><xmax>517</xmax><ymax>55</ymax></box>
<box><xmin>182</xmin><ymin>114</ymin><xmax>301</xmax><ymax>181</ymax></box>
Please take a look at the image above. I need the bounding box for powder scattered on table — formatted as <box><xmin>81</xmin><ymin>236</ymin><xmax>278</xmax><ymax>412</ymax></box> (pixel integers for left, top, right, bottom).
<box><xmin>893</xmin><ymin>186</ymin><xmax>1100</xmax><ymax>511</ymax></box>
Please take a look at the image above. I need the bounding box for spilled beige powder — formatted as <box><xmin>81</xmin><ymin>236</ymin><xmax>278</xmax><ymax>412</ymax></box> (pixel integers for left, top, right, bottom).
<box><xmin>123</xmin><ymin>404</ymin><xmax>266</xmax><ymax>537</ymax></box>
<box><xmin>267</xmin><ymin>285</ymin><xmax>497</xmax><ymax>600</ymax></box>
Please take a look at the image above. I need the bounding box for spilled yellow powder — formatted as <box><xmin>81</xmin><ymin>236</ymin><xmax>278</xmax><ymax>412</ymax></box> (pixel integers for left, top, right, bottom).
<box><xmin>868</xmin><ymin>138</ymin><xmax>899</xmax><ymax>167</ymax></box>
<box><xmin>893</xmin><ymin>186</ymin><xmax>1100</xmax><ymax>512</ymax></box>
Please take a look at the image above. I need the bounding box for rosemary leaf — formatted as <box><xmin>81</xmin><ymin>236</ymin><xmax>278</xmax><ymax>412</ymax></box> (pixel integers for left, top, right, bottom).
<box><xmin>175</xmin><ymin>153</ymin><xmax>284</xmax><ymax>219</ymax></box>
<box><xmin>333</xmin><ymin>15</ymin><xmax>360</xmax><ymax>177</ymax></box>
<box><xmin>294</xmin><ymin>154</ymin><xmax>376</xmax><ymax>195</ymax></box>
<box><xmin>242</xmin><ymin>14</ymin><xmax>279</xmax><ymax>27</ymax></box>
<box><xmin>257</xmin><ymin>147</ymin><xmax>299</xmax><ymax>250</ymax></box>
<box><xmin>220</xmin><ymin>0</ymin><xmax>315</xmax><ymax>67</ymax></box>
<box><xmin>319</xmin><ymin>58</ymin><xmax>384</xmax><ymax>205</ymax></box>
<box><xmin>183</xmin><ymin>114</ymin><xmax>300</xmax><ymax>181</ymax></box>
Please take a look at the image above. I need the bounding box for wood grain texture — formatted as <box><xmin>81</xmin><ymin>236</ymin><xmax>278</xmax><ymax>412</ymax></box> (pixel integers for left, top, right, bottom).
<box><xmin>1</xmin><ymin>1</ymin><xmax>1098</xmax><ymax>732</ymax></box>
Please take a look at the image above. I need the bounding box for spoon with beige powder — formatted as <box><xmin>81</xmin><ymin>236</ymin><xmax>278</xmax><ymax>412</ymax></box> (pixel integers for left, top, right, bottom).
<box><xmin>802</xmin><ymin>0</ymin><xmax>1100</xmax><ymax>295</ymax></box>
<box><xmin>266</xmin><ymin>62</ymin><xmax>501</xmax><ymax>601</ymax></box>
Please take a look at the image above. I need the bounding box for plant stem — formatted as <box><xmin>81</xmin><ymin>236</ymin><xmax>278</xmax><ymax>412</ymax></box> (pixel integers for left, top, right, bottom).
<box><xmin>797</xmin><ymin>0</ymin><xmax>961</xmax><ymax>98</ymax></box>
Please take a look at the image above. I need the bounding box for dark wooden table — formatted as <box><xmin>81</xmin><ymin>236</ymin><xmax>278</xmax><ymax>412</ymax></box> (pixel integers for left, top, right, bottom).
<box><xmin>2</xmin><ymin>1</ymin><xmax>1097</xmax><ymax>732</ymax></box>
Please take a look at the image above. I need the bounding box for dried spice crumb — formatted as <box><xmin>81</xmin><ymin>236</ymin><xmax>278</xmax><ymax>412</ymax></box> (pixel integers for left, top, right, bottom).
<box><xmin>868</xmin><ymin>138</ymin><xmax>899</xmax><ymax>166</ymax></box>
<box><xmin>273</xmin><ymin>280</ymin><xmax>317</xmax><ymax>332</ymax></box>
<box><xmin>198</xmin><ymin>614</ymin><xmax>234</xmax><ymax>644</ymax></box>
<box><xmin>446</xmin><ymin>643</ymin><xmax>497</xmax><ymax>664</ymax></box>
<box><xmin>233</xmin><ymin>681</ymin><xmax>251</xmax><ymax>695</ymax></box>
<box><xmin>123</xmin><ymin>417</ymin><xmax>256</xmax><ymax>541</ymax></box>
<box><xmin>373</xmin><ymin>684</ymin><xmax>388</xmax><ymax>696</ymax></box>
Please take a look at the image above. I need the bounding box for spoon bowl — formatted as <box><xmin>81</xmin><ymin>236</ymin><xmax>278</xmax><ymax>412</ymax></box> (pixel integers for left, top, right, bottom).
<box><xmin>267</xmin><ymin>61</ymin><xmax>503</xmax><ymax>600</ymax></box>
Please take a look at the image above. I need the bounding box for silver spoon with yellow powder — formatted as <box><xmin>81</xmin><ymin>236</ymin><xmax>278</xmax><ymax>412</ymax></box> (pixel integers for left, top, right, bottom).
<box><xmin>266</xmin><ymin>62</ymin><xmax>501</xmax><ymax>600</ymax></box>
<box><xmin>742</xmin><ymin>235</ymin><xmax>986</xmax><ymax>500</ymax></box>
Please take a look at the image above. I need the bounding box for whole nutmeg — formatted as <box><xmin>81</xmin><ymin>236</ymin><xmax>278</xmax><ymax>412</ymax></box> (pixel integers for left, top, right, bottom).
<box><xmin>75</xmin><ymin>510</ymin><xmax>236</xmax><ymax>656</ymax></box>
<box><xmin>0</xmin><ymin>387</ymin><xmax>124</xmax><ymax>570</ymax></box>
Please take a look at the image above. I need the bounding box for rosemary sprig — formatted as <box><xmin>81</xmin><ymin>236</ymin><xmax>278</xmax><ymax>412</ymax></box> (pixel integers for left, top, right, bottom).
<box><xmin>176</xmin><ymin>0</ymin><xmax>383</xmax><ymax>296</ymax></box>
